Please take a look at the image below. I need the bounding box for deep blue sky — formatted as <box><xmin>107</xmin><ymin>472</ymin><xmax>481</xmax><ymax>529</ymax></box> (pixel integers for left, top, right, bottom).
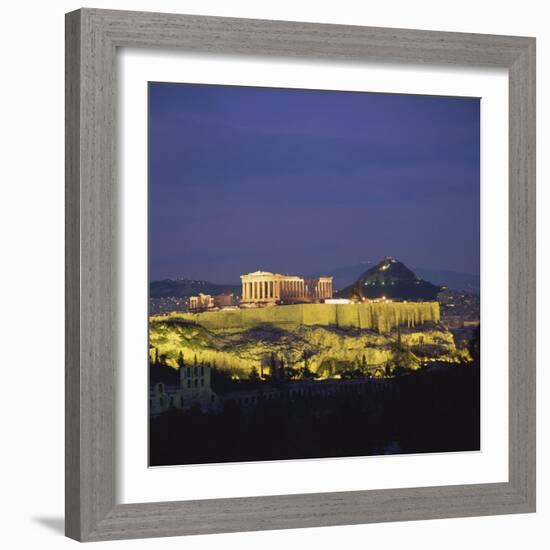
<box><xmin>149</xmin><ymin>82</ymin><xmax>480</xmax><ymax>284</ymax></box>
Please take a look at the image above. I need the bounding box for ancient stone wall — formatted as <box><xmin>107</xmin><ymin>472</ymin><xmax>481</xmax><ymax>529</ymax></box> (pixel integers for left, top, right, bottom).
<box><xmin>153</xmin><ymin>302</ymin><xmax>440</xmax><ymax>334</ymax></box>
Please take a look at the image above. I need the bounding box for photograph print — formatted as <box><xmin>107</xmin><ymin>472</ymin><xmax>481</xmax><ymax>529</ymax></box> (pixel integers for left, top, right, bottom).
<box><xmin>148</xmin><ymin>82</ymin><xmax>481</xmax><ymax>467</ymax></box>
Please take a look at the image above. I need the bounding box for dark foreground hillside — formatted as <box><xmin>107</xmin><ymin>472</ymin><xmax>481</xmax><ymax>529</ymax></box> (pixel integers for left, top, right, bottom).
<box><xmin>150</xmin><ymin>363</ymin><xmax>480</xmax><ymax>466</ymax></box>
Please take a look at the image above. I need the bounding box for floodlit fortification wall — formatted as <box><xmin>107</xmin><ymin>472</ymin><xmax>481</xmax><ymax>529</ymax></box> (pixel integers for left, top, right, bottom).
<box><xmin>156</xmin><ymin>302</ymin><xmax>440</xmax><ymax>333</ymax></box>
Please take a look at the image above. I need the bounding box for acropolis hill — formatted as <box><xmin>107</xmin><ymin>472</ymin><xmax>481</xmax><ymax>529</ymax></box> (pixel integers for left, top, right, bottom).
<box><xmin>148</xmin><ymin>259</ymin><xmax>472</xmax><ymax>378</ymax></box>
<box><xmin>148</xmin><ymin>300</ymin><xmax>470</xmax><ymax>379</ymax></box>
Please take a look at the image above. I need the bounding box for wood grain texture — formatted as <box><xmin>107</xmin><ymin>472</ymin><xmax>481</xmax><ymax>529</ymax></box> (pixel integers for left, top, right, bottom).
<box><xmin>508</xmin><ymin>40</ymin><xmax>536</xmax><ymax>509</ymax></box>
<box><xmin>65</xmin><ymin>10</ymin><xmax>81</xmax><ymax>541</ymax></box>
<box><xmin>65</xmin><ymin>8</ymin><xmax>536</xmax><ymax>542</ymax></box>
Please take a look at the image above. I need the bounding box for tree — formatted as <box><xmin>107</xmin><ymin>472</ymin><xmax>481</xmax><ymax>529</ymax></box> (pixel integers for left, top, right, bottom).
<box><xmin>302</xmin><ymin>350</ymin><xmax>310</xmax><ymax>370</ymax></box>
<box><xmin>300</xmin><ymin>363</ymin><xmax>318</xmax><ymax>380</ymax></box>
<box><xmin>468</xmin><ymin>325</ymin><xmax>480</xmax><ymax>363</ymax></box>
<box><xmin>154</xmin><ymin>347</ymin><xmax>159</xmax><ymax>366</ymax></box>
<box><xmin>349</xmin><ymin>281</ymin><xmax>364</xmax><ymax>303</ymax></box>
<box><xmin>390</xmin><ymin>329</ymin><xmax>420</xmax><ymax>372</ymax></box>
<box><xmin>268</xmin><ymin>352</ymin><xmax>277</xmax><ymax>378</ymax></box>
<box><xmin>177</xmin><ymin>351</ymin><xmax>185</xmax><ymax>370</ymax></box>
<box><xmin>329</xmin><ymin>358</ymin><xmax>336</xmax><ymax>377</ymax></box>
<box><xmin>278</xmin><ymin>355</ymin><xmax>286</xmax><ymax>379</ymax></box>
<box><xmin>249</xmin><ymin>366</ymin><xmax>260</xmax><ymax>382</ymax></box>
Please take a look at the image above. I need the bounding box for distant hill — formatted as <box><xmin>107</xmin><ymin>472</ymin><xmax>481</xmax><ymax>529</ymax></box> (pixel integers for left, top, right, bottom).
<box><xmin>336</xmin><ymin>257</ymin><xmax>442</xmax><ymax>301</ymax></box>
<box><xmin>150</xmin><ymin>279</ymin><xmax>240</xmax><ymax>299</ymax></box>
<box><xmin>311</xmin><ymin>262</ymin><xmax>479</xmax><ymax>294</ymax></box>
<box><xmin>413</xmin><ymin>268</ymin><xmax>479</xmax><ymax>294</ymax></box>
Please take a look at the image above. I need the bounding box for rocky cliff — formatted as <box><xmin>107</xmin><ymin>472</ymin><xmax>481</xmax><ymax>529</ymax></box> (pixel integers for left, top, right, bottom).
<box><xmin>152</xmin><ymin>301</ymin><xmax>440</xmax><ymax>334</ymax></box>
<box><xmin>149</xmin><ymin>303</ymin><xmax>468</xmax><ymax>378</ymax></box>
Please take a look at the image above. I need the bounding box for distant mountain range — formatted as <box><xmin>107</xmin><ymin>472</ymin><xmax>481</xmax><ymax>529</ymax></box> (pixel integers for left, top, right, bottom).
<box><xmin>150</xmin><ymin>279</ymin><xmax>239</xmax><ymax>299</ymax></box>
<box><xmin>336</xmin><ymin>257</ymin><xmax>442</xmax><ymax>301</ymax></box>
<box><xmin>150</xmin><ymin>261</ymin><xmax>479</xmax><ymax>301</ymax></box>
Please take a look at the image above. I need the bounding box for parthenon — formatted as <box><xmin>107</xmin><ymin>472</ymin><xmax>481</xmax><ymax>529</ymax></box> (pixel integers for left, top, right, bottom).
<box><xmin>240</xmin><ymin>271</ymin><xmax>333</xmax><ymax>306</ymax></box>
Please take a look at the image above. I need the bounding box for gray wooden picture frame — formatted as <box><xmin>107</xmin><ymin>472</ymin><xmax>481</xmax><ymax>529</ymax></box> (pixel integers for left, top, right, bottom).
<box><xmin>65</xmin><ymin>8</ymin><xmax>536</xmax><ymax>542</ymax></box>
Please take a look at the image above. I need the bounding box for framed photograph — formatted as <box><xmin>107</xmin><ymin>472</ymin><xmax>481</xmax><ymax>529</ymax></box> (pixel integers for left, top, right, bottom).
<box><xmin>65</xmin><ymin>8</ymin><xmax>536</xmax><ymax>542</ymax></box>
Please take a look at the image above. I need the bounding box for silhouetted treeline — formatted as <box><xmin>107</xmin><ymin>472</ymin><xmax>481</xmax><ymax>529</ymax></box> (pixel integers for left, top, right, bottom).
<box><xmin>150</xmin><ymin>363</ymin><xmax>480</xmax><ymax>466</ymax></box>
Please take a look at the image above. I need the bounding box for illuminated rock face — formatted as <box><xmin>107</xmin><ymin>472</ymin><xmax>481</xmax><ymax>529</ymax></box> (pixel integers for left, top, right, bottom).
<box><xmin>152</xmin><ymin>302</ymin><xmax>439</xmax><ymax>333</ymax></box>
<box><xmin>149</xmin><ymin>302</ymin><xmax>463</xmax><ymax>378</ymax></box>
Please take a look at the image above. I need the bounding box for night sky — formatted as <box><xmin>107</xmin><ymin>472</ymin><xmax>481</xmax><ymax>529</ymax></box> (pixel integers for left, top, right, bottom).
<box><xmin>149</xmin><ymin>82</ymin><xmax>480</xmax><ymax>284</ymax></box>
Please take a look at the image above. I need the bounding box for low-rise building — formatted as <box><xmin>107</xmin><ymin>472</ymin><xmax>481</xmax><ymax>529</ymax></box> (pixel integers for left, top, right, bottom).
<box><xmin>188</xmin><ymin>293</ymin><xmax>234</xmax><ymax>311</ymax></box>
<box><xmin>212</xmin><ymin>293</ymin><xmax>233</xmax><ymax>308</ymax></box>
<box><xmin>188</xmin><ymin>293</ymin><xmax>214</xmax><ymax>311</ymax></box>
<box><xmin>149</xmin><ymin>363</ymin><xmax>221</xmax><ymax>416</ymax></box>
